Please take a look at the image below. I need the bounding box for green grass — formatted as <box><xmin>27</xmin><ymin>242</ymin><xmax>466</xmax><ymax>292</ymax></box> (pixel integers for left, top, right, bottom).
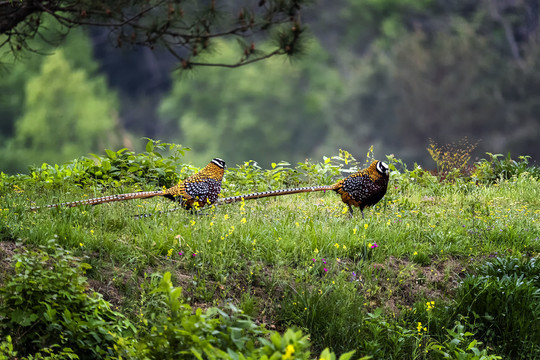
<box><xmin>1</xmin><ymin>151</ymin><xmax>539</xmax><ymax>359</ymax></box>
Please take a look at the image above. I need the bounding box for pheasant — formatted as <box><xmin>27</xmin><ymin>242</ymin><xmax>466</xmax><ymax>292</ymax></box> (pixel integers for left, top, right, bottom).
<box><xmin>30</xmin><ymin>158</ymin><xmax>226</xmax><ymax>212</ymax></box>
<box><xmin>219</xmin><ymin>160</ymin><xmax>389</xmax><ymax>218</ymax></box>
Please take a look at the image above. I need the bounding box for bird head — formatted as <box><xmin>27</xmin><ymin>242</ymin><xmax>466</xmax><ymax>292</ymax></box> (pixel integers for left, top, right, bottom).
<box><xmin>376</xmin><ymin>161</ymin><xmax>389</xmax><ymax>176</ymax></box>
<box><xmin>211</xmin><ymin>158</ymin><xmax>226</xmax><ymax>169</ymax></box>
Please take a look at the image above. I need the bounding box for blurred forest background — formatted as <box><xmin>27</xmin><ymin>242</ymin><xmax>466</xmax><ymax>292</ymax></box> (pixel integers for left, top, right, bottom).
<box><xmin>1</xmin><ymin>0</ymin><xmax>539</xmax><ymax>174</ymax></box>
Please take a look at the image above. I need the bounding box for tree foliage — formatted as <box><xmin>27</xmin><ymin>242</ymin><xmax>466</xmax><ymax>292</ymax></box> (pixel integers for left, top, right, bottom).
<box><xmin>159</xmin><ymin>39</ymin><xmax>343</xmax><ymax>166</ymax></box>
<box><xmin>0</xmin><ymin>22</ymin><xmax>101</xmax><ymax>142</ymax></box>
<box><xmin>1</xmin><ymin>0</ymin><xmax>540</xmax><ymax>172</ymax></box>
<box><xmin>1</xmin><ymin>0</ymin><xmax>311</xmax><ymax>70</ymax></box>
<box><xmin>4</xmin><ymin>48</ymin><xmax>121</xmax><ymax>172</ymax></box>
<box><xmin>392</xmin><ymin>21</ymin><xmax>540</xmax><ymax>158</ymax></box>
<box><xmin>333</xmin><ymin>0</ymin><xmax>540</xmax><ymax>163</ymax></box>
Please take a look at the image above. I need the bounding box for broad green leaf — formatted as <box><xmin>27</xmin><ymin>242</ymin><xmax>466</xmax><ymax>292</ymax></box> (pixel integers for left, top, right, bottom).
<box><xmin>105</xmin><ymin>149</ymin><xmax>117</xmax><ymax>159</ymax></box>
<box><xmin>146</xmin><ymin>141</ymin><xmax>155</xmax><ymax>153</ymax></box>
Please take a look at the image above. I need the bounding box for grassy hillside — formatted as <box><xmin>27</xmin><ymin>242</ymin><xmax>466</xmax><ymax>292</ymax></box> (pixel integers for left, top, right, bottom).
<box><xmin>1</xmin><ymin>142</ymin><xmax>539</xmax><ymax>359</ymax></box>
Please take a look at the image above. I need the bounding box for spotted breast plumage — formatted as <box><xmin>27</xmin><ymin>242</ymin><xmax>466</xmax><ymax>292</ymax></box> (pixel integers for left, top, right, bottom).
<box><xmin>332</xmin><ymin>160</ymin><xmax>390</xmax><ymax>218</ymax></box>
<box><xmin>163</xmin><ymin>158</ymin><xmax>225</xmax><ymax>210</ymax></box>
<box><xmin>30</xmin><ymin>158</ymin><xmax>226</xmax><ymax>211</ymax></box>
<box><xmin>219</xmin><ymin>160</ymin><xmax>389</xmax><ymax>218</ymax></box>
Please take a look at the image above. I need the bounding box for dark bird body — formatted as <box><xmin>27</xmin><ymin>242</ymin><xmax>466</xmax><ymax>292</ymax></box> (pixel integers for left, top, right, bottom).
<box><xmin>219</xmin><ymin>160</ymin><xmax>389</xmax><ymax>218</ymax></box>
<box><xmin>332</xmin><ymin>160</ymin><xmax>390</xmax><ymax>217</ymax></box>
<box><xmin>31</xmin><ymin>158</ymin><xmax>226</xmax><ymax>211</ymax></box>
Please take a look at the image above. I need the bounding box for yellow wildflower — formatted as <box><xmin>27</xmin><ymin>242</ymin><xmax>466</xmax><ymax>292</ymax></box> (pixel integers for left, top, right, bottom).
<box><xmin>282</xmin><ymin>344</ymin><xmax>295</xmax><ymax>360</ymax></box>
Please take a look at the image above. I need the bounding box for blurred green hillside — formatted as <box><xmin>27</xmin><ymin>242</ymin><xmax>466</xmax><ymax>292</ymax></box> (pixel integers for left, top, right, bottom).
<box><xmin>1</xmin><ymin>0</ymin><xmax>539</xmax><ymax>172</ymax></box>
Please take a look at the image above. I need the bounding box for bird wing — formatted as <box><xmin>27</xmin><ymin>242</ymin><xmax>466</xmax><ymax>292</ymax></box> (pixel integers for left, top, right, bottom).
<box><xmin>185</xmin><ymin>180</ymin><xmax>210</xmax><ymax>198</ymax></box>
<box><xmin>341</xmin><ymin>173</ymin><xmax>370</xmax><ymax>202</ymax></box>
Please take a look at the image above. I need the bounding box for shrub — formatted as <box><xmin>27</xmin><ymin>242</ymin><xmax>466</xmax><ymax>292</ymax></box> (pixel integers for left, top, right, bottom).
<box><xmin>0</xmin><ymin>240</ymin><xmax>134</xmax><ymax>359</ymax></box>
<box><xmin>473</xmin><ymin>153</ymin><xmax>540</xmax><ymax>183</ymax></box>
<box><xmin>428</xmin><ymin>322</ymin><xmax>502</xmax><ymax>360</ymax></box>
<box><xmin>116</xmin><ymin>272</ymin><xmax>357</xmax><ymax>360</ymax></box>
<box><xmin>477</xmin><ymin>256</ymin><xmax>540</xmax><ymax>287</ymax></box>
<box><xmin>452</xmin><ymin>257</ymin><xmax>540</xmax><ymax>358</ymax></box>
<box><xmin>118</xmin><ymin>271</ymin><xmax>266</xmax><ymax>359</ymax></box>
<box><xmin>223</xmin><ymin>149</ymin><xmax>355</xmax><ymax>194</ymax></box>
<box><xmin>427</xmin><ymin>137</ymin><xmax>478</xmax><ymax>181</ymax></box>
<box><xmin>0</xmin><ymin>243</ymin><xmax>356</xmax><ymax>359</ymax></box>
<box><xmin>0</xmin><ymin>139</ymin><xmax>190</xmax><ymax>190</ymax></box>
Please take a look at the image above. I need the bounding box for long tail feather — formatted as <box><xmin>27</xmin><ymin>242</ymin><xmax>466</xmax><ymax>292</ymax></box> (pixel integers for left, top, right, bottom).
<box><xmin>218</xmin><ymin>185</ymin><xmax>335</xmax><ymax>204</ymax></box>
<box><xmin>30</xmin><ymin>190</ymin><xmax>165</xmax><ymax>211</ymax></box>
<box><xmin>133</xmin><ymin>185</ymin><xmax>336</xmax><ymax>218</ymax></box>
